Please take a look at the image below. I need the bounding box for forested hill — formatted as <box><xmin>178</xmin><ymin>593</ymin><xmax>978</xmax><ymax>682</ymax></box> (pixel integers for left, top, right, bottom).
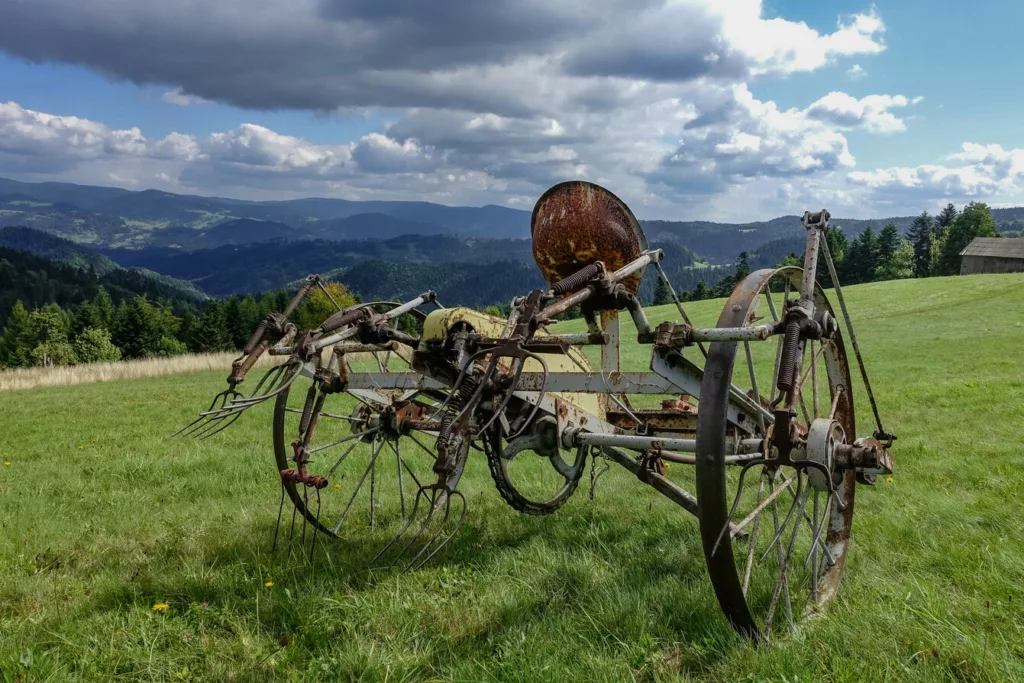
<box><xmin>0</xmin><ymin>247</ymin><xmax>205</xmax><ymax>327</ymax></box>
<box><xmin>100</xmin><ymin>233</ymin><xmax>702</xmax><ymax>302</ymax></box>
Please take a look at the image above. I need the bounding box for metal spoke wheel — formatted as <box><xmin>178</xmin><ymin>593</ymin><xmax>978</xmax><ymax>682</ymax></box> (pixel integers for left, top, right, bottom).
<box><xmin>483</xmin><ymin>415</ymin><xmax>588</xmax><ymax>516</ymax></box>
<box><xmin>696</xmin><ymin>267</ymin><xmax>856</xmax><ymax>640</ymax></box>
<box><xmin>272</xmin><ymin>345</ymin><xmax>464</xmax><ymax>540</ymax></box>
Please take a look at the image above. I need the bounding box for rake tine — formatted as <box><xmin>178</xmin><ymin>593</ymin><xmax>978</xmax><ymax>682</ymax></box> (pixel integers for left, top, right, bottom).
<box><xmin>196</xmin><ymin>410</ymin><xmax>245</xmax><ymax>440</ymax></box>
<box><xmin>505</xmin><ymin>352</ymin><xmax>549</xmax><ymax>440</ymax></box>
<box><xmin>300</xmin><ymin>485</ymin><xmax>309</xmax><ymax>549</ymax></box>
<box><xmin>711</xmin><ymin>459</ymin><xmax>768</xmax><ymax>556</ymax></box>
<box><xmin>309</xmin><ymin>487</ymin><xmax>322</xmax><ymax>565</ymax></box>
<box><xmin>287</xmin><ymin>494</ymin><xmax>298</xmax><ymax>556</ymax></box>
<box><xmin>403</xmin><ymin>489</ymin><xmax>452</xmax><ymax>570</ymax></box>
<box><xmin>388</xmin><ymin>488</ymin><xmax>441</xmax><ymax>569</ymax></box>
<box><xmin>271</xmin><ymin>481</ymin><xmax>286</xmax><ymax>553</ymax></box>
<box><xmin>173</xmin><ymin>391</ymin><xmax>232</xmax><ymax>437</ymax></box>
<box><xmin>371</xmin><ymin>486</ymin><xmax>430</xmax><ymax>565</ymax></box>
<box><xmin>407</xmin><ymin>489</ymin><xmax>467</xmax><ymax>571</ymax></box>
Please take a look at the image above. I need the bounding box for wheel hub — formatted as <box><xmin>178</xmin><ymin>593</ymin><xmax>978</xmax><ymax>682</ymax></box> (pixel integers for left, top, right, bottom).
<box><xmin>803</xmin><ymin>418</ymin><xmax>844</xmax><ymax>492</ymax></box>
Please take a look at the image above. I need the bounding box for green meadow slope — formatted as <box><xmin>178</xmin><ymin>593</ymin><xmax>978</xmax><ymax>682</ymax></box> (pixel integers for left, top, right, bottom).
<box><xmin>1</xmin><ymin>273</ymin><xmax>1023</xmax><ymax>681</ymax></box>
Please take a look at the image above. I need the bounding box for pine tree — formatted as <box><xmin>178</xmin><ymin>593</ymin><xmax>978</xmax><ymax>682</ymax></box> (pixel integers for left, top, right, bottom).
<box><xmin>73</xmin><ymin>301</ymin><xmax>95</xmax><ymax>336</ymax></box>
<box><xmin>652</xmin><ymin>275</ymin><xmax>672</xmax><ymax>306</ymax></box>
<box><xmin>875</xmin><ymin>223</ymin><xmax>902</xmax><ymax>281</ymax></box>
<box><xmin>0</xmin><ymin>300</ymin><xmax>32</xmax><ymax>368</ymax></box>
<box><xmin>907</xmin><ymin>211</ymin><xmax>933</xmax><ymax>278</ymax></box>
<box><xmin>734</xmin><ymin>251</ymin><xmax>751</xmax><ymax>282</ymax></box>
<box><xmin>91</xmin><ymin>287</ymin><xmax>114</xmax><ymax>330</ymax></box>
<box><xmin>238</xmin><ymin>294</ymin><xmax>261</xmax><ymax>347</ymax></box>
<box><xmin>190</xmin><ymin>301</ymin><xmax>231</xmax><ymax>353</ymax></box>
<box><xmin>111</xmin><ymin>297</ymin><xmax>163</xmax><ymax>359</ymax></box>
<box><xmin>816</xmin><ymin>226</ymin><xmax>848</xmax><ymax>287</ymax></box>
<box><xmin>937</xmin><ymin>201</ymin><xmax>997</xmax><ymax>276</ymax></box>
<box><xmin>936</xmin><ymin>203</ymin><xmax>959</xmax><ymax>231</ymax></box>
<box><xmin>223</xmin><ymin>296</ymin><xmax>244</xmax><ymax>349</ymax></box>
<box><xmin>692</xmin><ymin>281</ymin><xmax>709</xmax><ymax>301</ymax></box>
<box><xmin>841</xmin><ymin>226</ymin><xmax>879</xmax><ymax>285</ymax></box>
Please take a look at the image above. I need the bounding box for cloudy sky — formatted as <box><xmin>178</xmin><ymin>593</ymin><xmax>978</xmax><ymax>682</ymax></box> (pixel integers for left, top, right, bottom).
<box><xmin>1</xmin><ymin>0</ymin><xmax>1022</xmax><ymax>221</ymax></box>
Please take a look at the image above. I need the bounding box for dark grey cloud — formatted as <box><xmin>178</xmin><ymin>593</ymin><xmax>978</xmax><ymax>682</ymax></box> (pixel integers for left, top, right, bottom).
<box><xmin>0</xmin><ymin>1</ymin><xmax>883</xmax><ymax>116</ymax></box>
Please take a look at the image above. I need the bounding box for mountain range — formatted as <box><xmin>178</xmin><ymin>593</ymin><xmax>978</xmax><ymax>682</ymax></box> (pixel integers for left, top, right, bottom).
<box><xmin>3</xmin><ymin>176</ymin><xmax>1023</xmax><ymax>307</ymax></box>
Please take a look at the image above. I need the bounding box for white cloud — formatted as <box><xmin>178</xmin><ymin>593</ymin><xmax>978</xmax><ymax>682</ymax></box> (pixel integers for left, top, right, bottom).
<box><xmin>161</xmin><ymin>89</ymin><xmax>210</xmax><ymax>107</ymax></box>
<box><xmin>848</xmin><ymin>142</ymin><xmax>1024</xmax><ymax>203</ymax></box>
<box><xmin>846</xmin><ymin>64</ymin><xmax>867</xmax><ymax>79</ymax></box>
<box><xmin>805</xmin><ymin>92</ymin><xmax>916</xmax><ymax>134</ymax></box>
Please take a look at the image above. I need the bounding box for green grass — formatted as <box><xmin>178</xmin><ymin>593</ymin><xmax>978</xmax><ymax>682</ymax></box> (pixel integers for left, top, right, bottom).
<box><xmin>2</xmin><ymin>273</ymin><xmax>1024</xmax><ymax>681</ymax></box>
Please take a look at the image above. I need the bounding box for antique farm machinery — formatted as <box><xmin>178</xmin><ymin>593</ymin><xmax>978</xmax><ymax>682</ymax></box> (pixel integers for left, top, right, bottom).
<box><xmin>180</xmin><ymin>181</ymin><xmax>895</xmax><ymax>640</ymax></box>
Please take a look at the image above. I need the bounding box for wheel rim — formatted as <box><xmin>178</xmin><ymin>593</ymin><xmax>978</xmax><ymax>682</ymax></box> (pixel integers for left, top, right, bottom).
<box><xmin>484</xmin><ymin>417</ymin><xmax>587</xmax><ymax>516</ymax></box>
<box><xmin>272</xmin><ymin>345</ymin><xmax>460</xmax><ymax>539</ymax></box>
<box><xmin>695</xmin><ymin>267</ymin><xmax>857</xmax><ymax>639</ymax></box>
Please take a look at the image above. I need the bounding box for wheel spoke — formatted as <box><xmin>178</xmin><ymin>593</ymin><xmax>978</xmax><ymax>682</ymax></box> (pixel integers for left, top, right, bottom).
<box><xmin>389</xmin><ymin>438</ymin><xmax>424</xmax><ymax>491</ymax></box>
<box><xmin>394</xmin><ymin>439</ymin><xmax>406</xmax><ymax>517</ymax></box>
<box><xmin>811</xmin><ymin>490</ymin><xmax>820</xmax><ymax>603</ymax></box>
<box><xmin>744</xmin><ymin>341</ymin><xmax>767</xmax><ymax>435</ymax></box>
<box><xmin>333</xmin><ymin>438</ymin><xmax>383</xmax><ymax>534</ymax></box>
<box><xmin>286</xmin><ymin>407</ymin><xmax>359</xmax><ymax>422</ymax></box>
<box><xmin>766</xmin><ymin>478</ymin><xmax>808</xmax><ymax>636</ymax></box>
<box><xmin>307</xmin><ymin>428</ymin><xmax>379</xmax><ymax>455</ymax></box>
<box><xmin>811</xmin><ymin>341</ymin><xmax>819</xmax><ymax>419</ymax></box>
<box><xmin>742</xmin><ymin>470</ymin><xmax>767</xmax><ymax>596</ymax></box>
<box><xmin>325</xmin><ymin>437</ymin><xmax>363</xmax><ymax>479</ymax></box>
<box><xmin>732</xmin><ymin>471</ymin><xmax>797</xmax><ymax>535</ymax></box>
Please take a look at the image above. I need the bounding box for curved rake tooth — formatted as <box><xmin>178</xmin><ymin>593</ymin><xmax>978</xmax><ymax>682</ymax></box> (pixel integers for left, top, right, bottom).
<box><xmin>195</xmin><ymin>410</ymin><xmax>246</xmax><ymax>440</ymax></box>
<box><xmin>172</xmin><ymin>389</ymin><xmax>242</xmax><ymax>437</ymax></box>
<box><xmin>711</xmin><ymin>459</ymin><xmax>768</xmax><ymax>556</ymax></box>
<box><xmin>371</xmin><ymin>485</ymin><xmax>466</xmax><ymax>570</ymax></box>
<box><xmin>407</xmin><ymin>490</ymin><xmax>467</xmax><ymax>571</ymax></box>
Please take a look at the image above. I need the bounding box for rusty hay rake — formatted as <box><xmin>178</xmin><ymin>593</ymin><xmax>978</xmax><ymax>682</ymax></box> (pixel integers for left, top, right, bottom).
<box><xmin>179</xmin><ymin>180</ymin><xmax>896</xmax><ymax>641</ymax></box>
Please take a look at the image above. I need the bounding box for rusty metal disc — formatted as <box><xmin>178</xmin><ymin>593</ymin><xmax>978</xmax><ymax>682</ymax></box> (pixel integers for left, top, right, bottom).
<box><xmin>531</xmin><ymin>181</ymin><xmax>649</xmax><ymax>295</ymax></box>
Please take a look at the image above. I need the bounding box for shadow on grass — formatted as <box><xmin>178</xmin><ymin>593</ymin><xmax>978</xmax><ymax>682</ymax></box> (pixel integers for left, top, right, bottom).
<box><xmin>77</xmin><ymin>493</ymin><xmax>743</xmax><ymax>677</ymax></box>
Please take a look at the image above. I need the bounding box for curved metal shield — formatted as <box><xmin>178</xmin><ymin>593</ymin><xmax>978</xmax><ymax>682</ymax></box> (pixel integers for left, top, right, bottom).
<box><xmin>530</xmin><ymin>181</ymin><xmax>649</xmax><ymax>295</ymax></box>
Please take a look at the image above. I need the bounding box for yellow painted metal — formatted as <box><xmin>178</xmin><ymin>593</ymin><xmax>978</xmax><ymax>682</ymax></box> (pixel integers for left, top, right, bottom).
<box><xmin>421</xmin><ymin>307</ymin><xmax>604</xmax><ymax>418</ymax></box>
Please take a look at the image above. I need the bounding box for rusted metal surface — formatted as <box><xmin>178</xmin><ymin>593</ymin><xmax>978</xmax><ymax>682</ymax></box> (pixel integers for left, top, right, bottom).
<box><xmin>606</xmin><ymin>409</ymin><xmax>696</xmax><ymax>434</ymax></box>
<box><xmin>531</xmin><ymin>181</ymin><xmax>649</xmax><ymax>294</ymax></box>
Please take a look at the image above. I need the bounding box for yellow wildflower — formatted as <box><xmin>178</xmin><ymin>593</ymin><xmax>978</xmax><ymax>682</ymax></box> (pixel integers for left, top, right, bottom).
<box><xmin>886</xmin><ymin>477</ymin><xmax>894</xmax><ymax>485</ymax></box>
<box><xmin>333</xmin><ymin>484</ymin><xmax>341</xmax><ymax>490</ymax></box>
<box><xmin>152</xmin><ymin>603</ymin><xmax>170</xmax><ymax>612</ymax></box>
<box><xmin>3</xmin><ymin>460</ymin><xmax>10</xmax><ymax>467</ymax></box>
<box><xmin>265</xmin><ymin>581</ymin><xmax>274</xmax><ymax>588</ymax></box>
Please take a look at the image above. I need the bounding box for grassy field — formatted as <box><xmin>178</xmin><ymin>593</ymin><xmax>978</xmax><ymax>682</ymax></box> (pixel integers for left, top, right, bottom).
<box><xmin>2</xmin><ymin>273</ymin><xmax>1023</xmax><ymax>681</ymax></box>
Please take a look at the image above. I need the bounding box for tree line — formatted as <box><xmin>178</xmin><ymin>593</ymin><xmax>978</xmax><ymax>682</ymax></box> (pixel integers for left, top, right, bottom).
<box><xmin>0</xmin><ymin>201</ymin><xmax>1001</xmax><ymax>368</ymax></box>
<box><xmin>651</xmin><ymin>201</ymin><xmax>998</xmax><ymax>306</ymax></box>
<box><xmin>0</xmin><ymin>281</ymin><xmax>359</xmax><ymax>369</ymax></box>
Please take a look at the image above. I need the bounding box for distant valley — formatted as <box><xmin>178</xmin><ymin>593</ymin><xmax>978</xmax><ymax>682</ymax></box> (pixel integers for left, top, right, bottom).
<box><xmin>3</xmin><ymin>176</ymin><xmax>1024</xmax><ymax>307</ymax></box>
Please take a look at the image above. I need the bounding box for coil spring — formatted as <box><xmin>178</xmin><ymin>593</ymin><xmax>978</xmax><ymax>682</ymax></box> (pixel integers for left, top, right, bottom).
<box><xmin>776</xmin><ymin>319</ymin><xmax>802</xmax><ymax>392</ymax></box>
<box><xmin>299</xmin><ymin>384</ymin><xmax>317</xmax><ymax>434</ymax></box>
<box><xmin>436</xmin><ymin>375</ymin><xmax>480</xmax><ymax>451</ymax></box>
<box><xmin>551</xmin><ymin>262</ymin><xmax>602</xmax><ymax>295</ymax></box>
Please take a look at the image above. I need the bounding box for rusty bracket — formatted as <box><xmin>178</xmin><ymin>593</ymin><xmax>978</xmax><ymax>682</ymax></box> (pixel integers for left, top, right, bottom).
<box><xmin>654</xmin><ymin>321</ymin><xmax>695</xmax><ymax>350</ymax></box>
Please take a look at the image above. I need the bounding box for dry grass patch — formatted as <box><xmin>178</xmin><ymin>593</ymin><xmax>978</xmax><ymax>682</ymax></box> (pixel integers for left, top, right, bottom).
<box><xmin>0</xmin><ymin>352</ymin><xmax>285</xmax><ymax>392</ymax></box>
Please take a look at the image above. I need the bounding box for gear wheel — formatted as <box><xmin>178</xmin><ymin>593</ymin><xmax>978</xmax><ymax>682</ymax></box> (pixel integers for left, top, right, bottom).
<box><xmin>484</xmin><ymin>416</ymin><xmax>587</xmax><ymax>516</ymax></box>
